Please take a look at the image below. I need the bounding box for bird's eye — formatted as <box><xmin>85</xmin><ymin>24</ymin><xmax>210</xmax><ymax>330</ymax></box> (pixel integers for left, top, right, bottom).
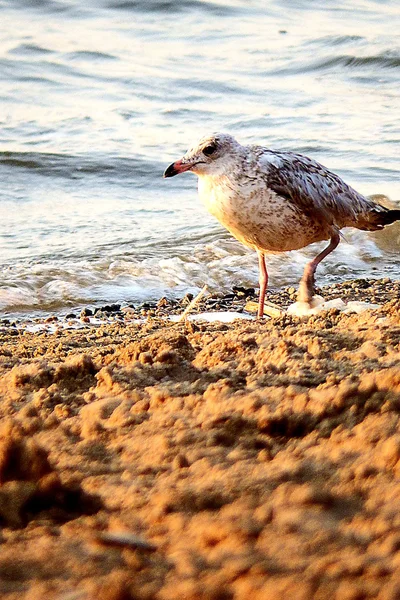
<box><xmin>203</xmin><ymin>143</ymin><xmax>217</xmax><ymax>156</ymax></box>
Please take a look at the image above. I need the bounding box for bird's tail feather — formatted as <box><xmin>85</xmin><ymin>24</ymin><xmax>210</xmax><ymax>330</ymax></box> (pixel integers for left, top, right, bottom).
<box><xmin>360</xmin><ymin>208</ymin><xmax>400</xmax><ymax>231</ymax></box>
<box><xmin>383</xmin><ymin>209</ymin><xmax>400</xmax><ymax>225</ymax></box>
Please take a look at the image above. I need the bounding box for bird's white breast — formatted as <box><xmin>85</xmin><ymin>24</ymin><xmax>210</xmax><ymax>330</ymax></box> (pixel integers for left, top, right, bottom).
<box><xmin>197</xmin><ymin>173</ymin><xmax>328</xmax><ymax>252</ymax></box>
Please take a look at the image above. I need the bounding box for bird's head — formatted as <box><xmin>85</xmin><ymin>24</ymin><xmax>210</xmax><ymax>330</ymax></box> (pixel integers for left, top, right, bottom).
<box><xmin>163</xmin><ymin>133</ymin><xmax>242</xmax><ymax>179</ymax></box>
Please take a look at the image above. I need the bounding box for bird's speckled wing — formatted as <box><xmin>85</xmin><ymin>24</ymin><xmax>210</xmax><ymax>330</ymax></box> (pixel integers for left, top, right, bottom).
<box><xmin>251</xmin><ymin>147</ymin><xmax>384</xmax><ymax>230</ymax></box>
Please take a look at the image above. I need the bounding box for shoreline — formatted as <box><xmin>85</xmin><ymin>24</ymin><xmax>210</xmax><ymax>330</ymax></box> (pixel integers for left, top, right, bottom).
<box><xmin>2</xmin><ymin>276</ymin><xmax>399</xmax><ymax>328</ymax></box>
<box><xmin>0</xmin><ymin>277</ymin><xmax>400</xmax><ymax>599</ymax></box>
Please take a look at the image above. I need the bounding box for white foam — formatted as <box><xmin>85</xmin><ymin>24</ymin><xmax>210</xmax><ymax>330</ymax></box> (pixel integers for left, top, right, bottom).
<box><xmin>343</xmin><ymin>301</ymin><xmax>382</xmax><ymax>314</ymax></box>
<box><xmin>287</xmin><ymin>296</ymin><xmax>381</xmax><ymax>317</ymax></box>
<box><xmin>169</xmin><ymin>311</ymin><xmax>253</xmax><ymax>323</ymax></box>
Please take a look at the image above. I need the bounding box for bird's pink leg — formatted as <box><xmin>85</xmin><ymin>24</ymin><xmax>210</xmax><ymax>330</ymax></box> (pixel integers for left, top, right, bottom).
<box><xmin>298</xmin><ymin>232</ymin><xmax>340</xmax><ymax>304</ymax></box>
<box><xmin>257</xmin><ymin>251</ymin><xmax>268</xmax><ymax>318</ymax></box>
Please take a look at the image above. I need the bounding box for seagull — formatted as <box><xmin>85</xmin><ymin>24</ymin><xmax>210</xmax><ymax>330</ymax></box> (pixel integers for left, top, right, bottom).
<box><xmin>163</xmin><ymin>133</ymin><xmax>400</xmax><ymax>317</ymax></box>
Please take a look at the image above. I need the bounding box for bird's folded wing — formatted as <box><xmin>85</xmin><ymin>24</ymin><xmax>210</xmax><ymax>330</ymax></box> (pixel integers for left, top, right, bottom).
<box><xmin>259</xmin><ymin>151</ymin><xmax>369</xmax><ymax>229</ymax></box>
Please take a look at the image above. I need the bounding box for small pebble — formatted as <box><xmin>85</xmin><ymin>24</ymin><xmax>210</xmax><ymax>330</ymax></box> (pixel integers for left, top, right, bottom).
<box><xmin>173</xmin><ymin>454</ymin><xmax>190</xmax><ymax>469</ymax></box>
<box><xmin>95</xmin><ymin>532</ymin><xmax>157</xmax><ymax>551</ymax></box>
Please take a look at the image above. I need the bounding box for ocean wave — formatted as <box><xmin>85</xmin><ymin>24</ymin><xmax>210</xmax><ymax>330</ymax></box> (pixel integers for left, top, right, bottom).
<box><xmin>103</xmin><ymin>0</ymin><xmax>237</xmax><ymax>15</ymax></box>
<box><xmin>273</xmin><ymin>51</ymin><xmax>400</xmax><ymax>76</ymax></box>
<box><xmin>64</xmin><ymin>51</ymin><xmax>118</xmax><ymax>62</ymax></box>
<box><xmin>4</xmin><ymin>0</ymin><xmax>71</xmax><ymax>13</ymax></box>
<box><xmin>0</xmin><ymin>152</ymin><xmax>161</xmax><ymax>180</ymax></box>
<box><xmin>314</xmin><ymin>53</ymin><xmax>400</xmax><ymax>70</ymax></box>
<box><xmin>8</xmin><ymin>43</ymin><xmax>54</xmax><ymax>56</ymax></box>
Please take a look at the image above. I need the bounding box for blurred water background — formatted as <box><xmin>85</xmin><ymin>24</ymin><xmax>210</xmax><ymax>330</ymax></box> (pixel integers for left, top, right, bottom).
<box><xmin>0</xmin><ymin>0</ymin><xmax>399</xmax><ymax>316</ymax></box>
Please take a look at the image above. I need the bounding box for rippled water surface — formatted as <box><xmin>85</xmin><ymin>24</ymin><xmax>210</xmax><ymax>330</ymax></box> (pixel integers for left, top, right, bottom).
<box><xmin>1</xmin><ymin>0</ymin><xmax>399</xmax><ymax>315</ymax></box>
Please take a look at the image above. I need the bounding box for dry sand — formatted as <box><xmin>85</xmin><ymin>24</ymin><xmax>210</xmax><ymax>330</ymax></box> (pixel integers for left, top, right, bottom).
<box><xmin>1</xmin><ymin>279</ymin><xmax>400</xmax><ymax>600</ymax></box>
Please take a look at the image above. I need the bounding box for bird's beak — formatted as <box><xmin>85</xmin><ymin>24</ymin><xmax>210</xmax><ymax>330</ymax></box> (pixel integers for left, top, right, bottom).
<box><xmin>163</xmin><ymin>159</ymin><xmax>192</xmax><ymax>178</ymax></box>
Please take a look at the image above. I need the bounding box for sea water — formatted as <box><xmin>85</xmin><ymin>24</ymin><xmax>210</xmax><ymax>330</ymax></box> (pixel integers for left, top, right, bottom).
<box><xmin>0</xmin><ymin>0</ymin><xmax>399</xmax><ymax>316</ymax></box>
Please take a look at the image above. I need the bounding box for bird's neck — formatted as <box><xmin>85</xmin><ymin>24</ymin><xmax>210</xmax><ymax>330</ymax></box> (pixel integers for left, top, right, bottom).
<box><xmin>197</xmin><ymin>172</ymin><xmax>238</xmax><ymax>218</ymax></box>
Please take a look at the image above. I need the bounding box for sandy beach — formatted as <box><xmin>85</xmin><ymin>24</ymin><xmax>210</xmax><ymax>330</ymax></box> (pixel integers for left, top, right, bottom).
<box><xmin>0</xmin><ymin>278</ymin><xmax>400</xmax><ymax>599</ymax></box>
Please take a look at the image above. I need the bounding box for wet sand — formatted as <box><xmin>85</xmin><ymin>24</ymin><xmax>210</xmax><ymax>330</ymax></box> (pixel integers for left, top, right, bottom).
<box><xmin>1</xmin><ymin>279</ymin><xmax>400</xmax><ymax>600</ymax></box>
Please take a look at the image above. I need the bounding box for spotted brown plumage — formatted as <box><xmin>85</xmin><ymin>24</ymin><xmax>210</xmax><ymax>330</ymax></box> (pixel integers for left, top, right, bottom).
<box><xmin>164</xmin><ymin>133</ymin><xmax>400</xmax><ymax>318</ymax></box>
